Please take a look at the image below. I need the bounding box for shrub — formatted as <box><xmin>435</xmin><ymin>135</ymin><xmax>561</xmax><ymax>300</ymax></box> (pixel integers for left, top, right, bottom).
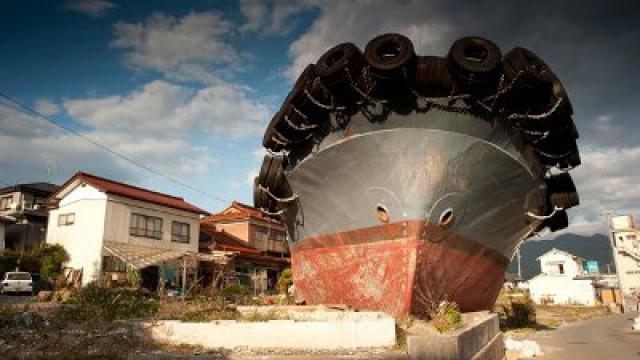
<box><xmin>221</xmin><ymin>283</ymin><xmax>250</xmax><ymax>302</ymax></box>
<box><xmin>432</xmin><ymin>301</ymin><xmax>462</xmax><ymax>333</ymax></box>
<box><xmin>58</xmin><ymin>284</ymin><xmax>159</xmax><ymax>321</ymax></box>
<box><xmin>33</xmin><ymin>244</ymin><xmax>69</xmax><ymax>281</ymax></box>
<box><xmin>500</xmin><ymin>297</ymin><xmax>537</xmax><ymax>329</ymax></box>
<box><xmin>277</xmin><ymin>268</ymin><xmax>293</xmax><ymax>294</ymax></box>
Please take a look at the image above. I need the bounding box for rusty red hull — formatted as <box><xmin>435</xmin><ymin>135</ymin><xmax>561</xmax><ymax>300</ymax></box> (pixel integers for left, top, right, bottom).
<box><xmin>291</xmin><ymin>220</ymin><xmax>508</xmax><ymax>318</ymax></box>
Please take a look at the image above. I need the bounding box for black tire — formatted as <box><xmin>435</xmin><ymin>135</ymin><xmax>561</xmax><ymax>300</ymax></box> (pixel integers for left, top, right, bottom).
<box><xmin>253</xmin><ymin>177</ymin><xmax>263</xmax><ymax>209</ymax></box>
<box><xmin>546</xmin><ymin>210</ymin><xmax>569</xmax><ymax>232</ymax></box>
<box><xmin>499</xmin><ymin>47</ymin><xmax>554</xmax><ymax>113</ymax></box>
<box><xmin>447</xmin><ymin>36</ymin><xmax>502</xmax><ymax>96</ymax></box>
<box><xmin>282</xmin><ymin>65</ymin><xmax>330</xmax><ymax>121</ymax></box>
<box><xmin>265</xmin><ymin>155</ymin><xmax>285</xmax><ymax>193</ymax></box>
<box><xmin>545</xmin><ymin>173</ymin><xmax>579</xmax><ymax>209</ymax></box>
<box><xmin>364</xmin><ymin>33</ymin><xmax>416</xmax><ymax>80</ymax></box>
<box><xmin>414</xmin><ymin>56</ymin><xmax>455</xmax><ymax>97</ymax></box>
<box><xmin>262</xmin><ymin>112</ymin><xmax>287</xmax><ymax>152</ymax></box>
<box><xmin>316</xmin><ymin>43</ymin><xmax>366</xmax><ymax>107</ymax></box>
<box><xmin>316</xmin><ymin>43</ymin><xmax>366</xmax><ymax>88</ymax></box>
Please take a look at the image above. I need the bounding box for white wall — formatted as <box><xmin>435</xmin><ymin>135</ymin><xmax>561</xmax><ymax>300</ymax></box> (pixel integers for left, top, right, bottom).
<box><xmin>529</xmin><ymin>275</ymin><xmax>596</xmax><ymax>306</ymax></box>
<box><xmin>46</xmin><ymin>184</ymin><xmax>108</xmax><ymax>285</ymax></box>
<box><xmin>539</xmin><ymin>250</ymin><xmax>582</xmax><ymax>278</ymax></box>
<box><xmin>103</xmin><ymin>194</ymin><xmax>200</xmax><ymax>253</ymax></box>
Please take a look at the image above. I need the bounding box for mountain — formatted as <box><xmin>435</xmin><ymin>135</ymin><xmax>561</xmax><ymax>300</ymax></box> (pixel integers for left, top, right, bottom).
<box><xmin>507</xmin><ymin>233</ymin><xmax>613</xmax><ymax>280</ymax></box>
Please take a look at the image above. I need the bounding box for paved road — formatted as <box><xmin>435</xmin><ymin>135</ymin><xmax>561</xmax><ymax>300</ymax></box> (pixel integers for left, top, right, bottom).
<box><xmin>531</xmin><ymin>312</ymin><xmax>640</xmax><ymax>360</ymax></box>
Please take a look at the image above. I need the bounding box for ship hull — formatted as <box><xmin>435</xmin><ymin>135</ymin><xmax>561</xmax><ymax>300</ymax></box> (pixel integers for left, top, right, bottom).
<box><xmin>285</xmin><ymin>107</ymin><xmax>548</xmax><ymax>316</ymax></box>
<box><xmin>291</xmin><ymin>221</ymin><xmax>508</xmax><ymax>318</ymax></box>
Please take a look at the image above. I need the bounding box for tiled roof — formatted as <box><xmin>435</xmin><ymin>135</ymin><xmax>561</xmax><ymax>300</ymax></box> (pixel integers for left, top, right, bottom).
<box><xmin>202</xmin><ymin>201</ymin><xmax>281</xmax><ymax>225</ymax></box>
<box><xmin>199</xmin><ymin>223</ymin><xmax>260</xmax><ymax>255</ymax></box>
<box><xmin>0</xmin><ymin>182</ymin><xmax>58</xmax><ymax>195</ymax></box>
<box><xmin>51</xmin><ymin>172</ymin><xmax>209</xmax><ymax>215</ymax></box>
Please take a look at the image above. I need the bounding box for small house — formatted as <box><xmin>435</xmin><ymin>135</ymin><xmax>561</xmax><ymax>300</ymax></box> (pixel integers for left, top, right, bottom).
<box><xmin>0</xmin><ymin>182</ymin><xmax>58</xmax><ymax>251</ymax></box>
<box><xmin>46</xmin><ymin>172</ymin><xmax>230</xmax><ymax>288</ymax></box>
<box><xmin>528</xmin><ymin>248</ymin><xmax>597</xmax><ymax>306</ymax></box>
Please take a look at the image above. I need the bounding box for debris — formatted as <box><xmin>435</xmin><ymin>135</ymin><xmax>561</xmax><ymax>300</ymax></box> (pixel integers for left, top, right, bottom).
<box><xmin>505</xmin><ymin>338</ymin><xmax>544</xmax><ymax>358</ymax></box>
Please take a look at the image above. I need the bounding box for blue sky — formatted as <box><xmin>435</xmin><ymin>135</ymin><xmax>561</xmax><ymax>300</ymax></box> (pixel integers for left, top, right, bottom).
<box><xmin>1</xmin><ymin>0</ymin><xmax>639</xmax><ymax>236</ymax></box>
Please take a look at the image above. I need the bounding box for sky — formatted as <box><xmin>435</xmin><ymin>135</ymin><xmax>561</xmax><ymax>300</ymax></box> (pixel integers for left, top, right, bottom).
<box><xmin>0</xmin><ymin>0</ymin><xmax>638</xmax><ymax>238</ymax></box>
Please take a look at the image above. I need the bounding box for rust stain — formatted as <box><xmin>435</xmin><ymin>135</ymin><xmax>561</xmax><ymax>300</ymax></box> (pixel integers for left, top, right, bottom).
<box><xmin>291</xmin><ymin>220</ymin><xmax>507</xmax><ymax>317</ymax></box>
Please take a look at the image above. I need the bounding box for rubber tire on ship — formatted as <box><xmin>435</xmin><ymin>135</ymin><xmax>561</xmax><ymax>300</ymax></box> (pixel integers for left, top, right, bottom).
<box><xmin>447</xmin><ymin>36</ymin><xmax>502</xmax><ymax>96</ymax></box>
<box><xmin>282</xmin><ymin>64</ymin><xmax>330</xmax><ymax>125</ymax></box>
<box><xmin>545</xmin><ymin>173</ymin><xmax>579</xmax><ymax>209</ymax></box>
<box><xmin>414</xmin><ymin>56</ymin><xmax>456</xmax><ymax>98</ymax></box>
<box><xmin>500</xmin><ymin>47</ymin><xmax>554</xmax><ymax>113</ymax></box>
<box><xmin>545</xmin><ymin>210</ymin><xmax>569</xmax><ymax>232</ymax></box>
<box><xmin>253</xmin><ymin>177</ymin><xmax>263</xmax><ymax>209</ymax></box>
<box><xmin>364</xmin><ymin>33</ymin><xmax>416</xmax><ymax>80</ymax></box>
<box><xmin>316</xmin><ymin>42</ymin><xmax>366</xmax><ymax>107</ymax></box>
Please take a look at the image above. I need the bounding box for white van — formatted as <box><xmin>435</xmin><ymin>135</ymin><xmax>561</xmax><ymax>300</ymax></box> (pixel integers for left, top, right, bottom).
<box><xmin>1</xmin><ymin>272</ymin><xmax>33</xmax><ymax>295</ymax></box>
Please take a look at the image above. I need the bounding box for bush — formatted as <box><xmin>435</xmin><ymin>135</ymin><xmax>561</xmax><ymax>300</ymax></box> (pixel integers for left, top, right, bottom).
<box><xmin>58</xmin><ymin>284</ymin><xmax>159</xmax><ymax>321</ymax></box>
<box><xmin>33</xmin><ymin>244</ymin><xmax>69</xmax><ymax>281</ymax></box>
<box><xmin>432</xmin><ymin>301</ymin><xmax>462</xmax><ymax>333</ymax></box>
<box><xmin>221</xmin><ymin>283</ymin><xmax>250</xmax><ymax>303</ymax></box>
<box><xmin>500</xmin><ymin>297</ymin><xmax>537</xmax><ymax>329</ymax></box>
<box><xmin>277</xmin><ymin>268</ymin><xmax>293</xmax><ymax>294</ymax></box>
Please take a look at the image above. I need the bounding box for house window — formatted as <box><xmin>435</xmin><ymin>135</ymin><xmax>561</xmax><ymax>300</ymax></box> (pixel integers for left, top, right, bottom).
<box><xmin>58</xmin><ymin>213</ymin><xmax>75</xmax><ymax>226</ymax></box>
<box><xmin>626</xmin><ymin>235</ymin><xmax>637</xmax><ymax>241</ymax></box>
<box><xmin>171</xmin><ymin>221</ymin><xmax>190</xmax><ymax>243</ymax></box>
<box><xmin>255</xmin><ymin>229</ymin><xmax>268</xmax><ymax>241</ymax></box>
<box><xmin>129</xmin><ymin>213</ymin><xmax>163</xmax><ymax>239</ymax></box>
<box><xmin>0</xmin><ymin>196</ymin><xmax>12</xmax><ymax>210</ymax></box>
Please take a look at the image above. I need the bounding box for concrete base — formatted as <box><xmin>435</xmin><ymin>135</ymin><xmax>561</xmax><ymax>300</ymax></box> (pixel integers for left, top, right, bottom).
<box><xmin>407</xmin><ymin>312</ymin><xmax>505</xmax><ymax>360</ymax></box>
<box><xmin>144</xmin><ymin>310</ymin><xmax>395</xmax><ymax>350</ymax></box>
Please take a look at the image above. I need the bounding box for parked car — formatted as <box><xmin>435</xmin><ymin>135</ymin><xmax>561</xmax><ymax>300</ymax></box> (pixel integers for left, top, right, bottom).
<box><xmin>1</xmin><ymin>272</ymin><xmax>33</xmax><ymax>295</ymax></box>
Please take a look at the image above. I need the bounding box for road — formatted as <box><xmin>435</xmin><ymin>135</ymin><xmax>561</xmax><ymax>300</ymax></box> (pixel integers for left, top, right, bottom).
<box><xmin>530</xmin><ymin>312</ymin><xmax>640</xmax><ymax>360</ymax></box>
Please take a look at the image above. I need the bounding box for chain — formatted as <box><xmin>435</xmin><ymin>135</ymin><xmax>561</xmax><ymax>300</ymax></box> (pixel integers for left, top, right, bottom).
<box><xmin>258</xmin><ymin>184</ymin><xmax>298</xmax><ymax>203</ymax></box>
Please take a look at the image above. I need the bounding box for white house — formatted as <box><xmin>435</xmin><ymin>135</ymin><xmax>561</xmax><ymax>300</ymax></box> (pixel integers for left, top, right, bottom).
<box><xmin>46</xmin><ymin>172</ymin><xmax>213</xmax><ymax>286</ymax></box>
<box><xmin>528</xmin><ymin>248</ymin><xmax>597</xmax><ymax>306</ymax></box>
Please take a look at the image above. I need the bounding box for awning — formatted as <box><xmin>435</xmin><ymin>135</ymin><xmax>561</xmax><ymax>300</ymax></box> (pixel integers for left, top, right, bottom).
<box><xmin>103</xmin><ymin>242</ymin><xmax>234</xmax><ymax>269</ymax></box>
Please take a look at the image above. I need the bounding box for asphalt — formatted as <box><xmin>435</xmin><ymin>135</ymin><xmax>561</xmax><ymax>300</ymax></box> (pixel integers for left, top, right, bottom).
<box><xmin>530</xmin><ymin>312</ymin><xmax>640</xmax><ymax>360</ymax></box>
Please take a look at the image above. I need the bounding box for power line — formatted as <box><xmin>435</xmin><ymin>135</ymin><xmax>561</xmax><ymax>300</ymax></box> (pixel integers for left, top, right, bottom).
<box><xmin>0</xmin><ymin>91</ymin><xmax>228</xmax><ymax>205</ymax></box>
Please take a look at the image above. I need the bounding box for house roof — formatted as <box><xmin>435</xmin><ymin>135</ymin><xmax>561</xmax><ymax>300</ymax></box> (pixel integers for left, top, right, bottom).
<box><xmin>199</xmin><ymin>223</ymin><xmax>260</xmax><ymax>255</ymax></box>
<box><xmin>50</xmin><ymin>172</ymin><xmax>209</xmax><ymax>215</ymax></box>
<box><xmin>202</xmin><ymin>201</ymin><xmax>281</xmax><ymax>225</ymax></box>
<box><xmin>536</xmin><ymin>247</ymin><xmax>585</xmax><ymax>261</ymax></box>
<box><xmin>0</xmin><ymin>182</ymin><xmax>58</xmax><ymax>196</ymax></box>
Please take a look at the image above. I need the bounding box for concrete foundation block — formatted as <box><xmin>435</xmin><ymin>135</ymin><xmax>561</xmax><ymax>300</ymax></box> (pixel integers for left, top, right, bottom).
<box><xmin>407</xmin><ymin>312</ymin><xmax>504</xmax><ymax>360</ymax></box>
<box><xmin>143</xmin><ymin>311</ymin><xmax>395</xmax><ymax>350</ymax></box>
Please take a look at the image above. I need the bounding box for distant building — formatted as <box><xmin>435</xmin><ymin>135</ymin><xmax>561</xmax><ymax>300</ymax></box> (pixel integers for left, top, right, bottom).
<box><xmin>528</xmin><ymin>248</ymin><xmax>597</xmax><ymax>306</ymax></box>
<box><xmin>0</xmin><ymin>182</ymin><xmax>58</xmax><ymax>251</ymax></box>
<box><xmin>200</xmin><ymin>202</ymin><xmax>290</xmax><ymax>293</ymax></box>
<box><xmin>45</xmin><ymin>172</ymin><xmax>228</xmax><ymax>288</ymax></box>
<box><xmin>609</xmin><ymin>215</ymin><xmax>640</xmax><ymax>296</ymax></box>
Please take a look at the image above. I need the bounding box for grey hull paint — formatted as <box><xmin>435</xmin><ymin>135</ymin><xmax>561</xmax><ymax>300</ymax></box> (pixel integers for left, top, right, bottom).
<box><xmin>284</xmin><ymin>103</ymin><xmax>548</xmax><ymax>260</ymax></box>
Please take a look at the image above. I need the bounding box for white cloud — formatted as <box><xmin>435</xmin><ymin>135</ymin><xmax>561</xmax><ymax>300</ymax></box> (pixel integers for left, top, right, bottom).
<box><xmin>111</xmin><ymin>11</ymin><xmax>241</xmax><ymax>83</ymax></box>
<box><xmin>64</xmin><ymin>80</ymin><xmax>271</xmax><ymax>138</ymax></box>
<box><xmin>0</xmin><ymin>100</ymin><xmax>215</xmax><ymax>190</ymax></box>
<box><xmin>64</xmin><ymin>0</ymin><xmax>117</xmax><ymax>18</ymax></box>
<box><xmin>286</xmin><ymin>0</ymin><xmax>450</xmax><ymax>79</ymax></box>
<box><xmin>33</xmin><ymin>99</ymin><xmax>61</xmax><ymax>116</ymax></box>
<box><xmin>240</xmin><ymin>0</ymin><xmax>314</xmax><ymax>35</ymax></box>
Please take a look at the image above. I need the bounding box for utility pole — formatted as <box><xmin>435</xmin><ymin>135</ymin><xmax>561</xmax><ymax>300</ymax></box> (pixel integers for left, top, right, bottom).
<box><xmin>516</xmin><ymin>245</ymin><xmax>522</xmax><ymax>279</ymax></box>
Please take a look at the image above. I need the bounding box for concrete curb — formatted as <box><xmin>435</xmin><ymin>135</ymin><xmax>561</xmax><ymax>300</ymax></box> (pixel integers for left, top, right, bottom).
<box><xmin>143</xmin><ymin>311</ymin><xmax>395</xmax><ymax>350</ymax></box>
<box><xmin>407</xmin><ymin>312</ymin><xmax>505</xmax><ymax>360</ymax></box>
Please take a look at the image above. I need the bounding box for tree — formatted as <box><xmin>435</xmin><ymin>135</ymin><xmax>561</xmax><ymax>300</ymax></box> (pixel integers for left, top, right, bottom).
<box><xmin>33</xmin><ymin>244</ymin><xmax>69</xmax><ymax>280</ymax></box>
